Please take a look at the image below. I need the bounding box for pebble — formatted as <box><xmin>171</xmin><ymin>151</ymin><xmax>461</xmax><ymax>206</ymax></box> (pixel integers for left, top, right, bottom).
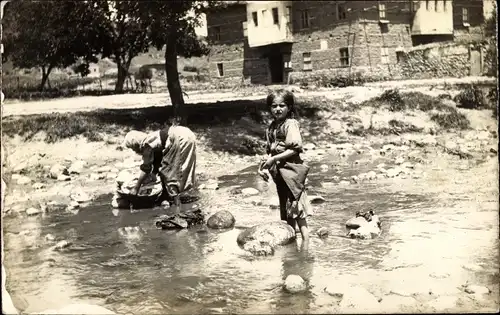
<box><xmin>26</xmin><ymin>207</ymin><xmax>41</xmax><ymax>216</ymax></box>
<box><xmin>89</xmin><ymin>173</ymin><xmax>106</xmax><ymax>180</ymax></box>
<box><xmin>16</xmin><ymin>175</ymin><xmax>32</xmax><ymax>185</ymax></box>
<box><xmin>70</xmin><ymin>189</ymin><xmax>92</xmax><ymax>203</ymax></box>
<box><xmin>284</xmin><ymin>275</ymin><xmax>306</xmax><ymax>293</ymax></box>
<box><xmin>50</xmin><ymin>164</ymin><xmax>69</xmax><ymax>179</ymax></box>
<box><xmin>316</xmin><ymin>227</ymin><xmax>329</xmax><ymax>238</ymax></box>
<box><xmin>45</xmin><ymin>234</ymin><xmax>55</xmax><ymax>242</ymax></box>
<box><xmin>54</xmin><ymin>240</ymin><xmax>71</xmax><ymax>251</ymax></box>
<box><xmin>32</xmin><ymin>182</ymin><xmax>46</xmax><ymax>190</ymax></box>
<box><xmin>68</xmin><ymin>160</ymin><xmax>87</xmax><ymax>174</ymax></box>
<box><xmin>308</xmin><ymin>195</ymin><xmax>325</xmax><ymax>204</ymax></box>
<box><xmin>241</xmin><ymin>187</ymin><xmax>259</xmax><ymax>196</ymax></box>
<box><xmin>57</xmin><ymin>174</ymin><xmax>71</xmax><ymax>181</ymax></box>
<box><xmin>320</xmin><ymin>164</ymin><xmax>329</xmax><ymax>171</ymax></box>
<box><xmin>464</xmin><ymin>285</ymin><xmax>490</xmax><ymax>295</ymax></box>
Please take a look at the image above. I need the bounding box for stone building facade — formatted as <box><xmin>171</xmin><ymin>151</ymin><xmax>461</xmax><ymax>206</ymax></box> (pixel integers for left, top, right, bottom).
<box><xmin>205</xmin><ymin>0</ymin><xmax>490</xmax><ymax>85</ymax></box>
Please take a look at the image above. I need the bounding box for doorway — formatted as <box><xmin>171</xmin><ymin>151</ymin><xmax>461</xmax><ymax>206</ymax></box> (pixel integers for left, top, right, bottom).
<box><xmin>469</xmin><ymin>47</ymin><xmax>483</xmax><ymax>76</ymax></box>
<box><xmin>268</xmin><ymin>53</ymin><xmax>284</xmax><ymax>83</ymax></box>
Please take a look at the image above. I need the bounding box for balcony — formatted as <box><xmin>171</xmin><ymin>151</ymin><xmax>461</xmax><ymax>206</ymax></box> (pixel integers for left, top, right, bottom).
<box><xmin>246</xmin><ymin>1</ymin><xmax>294</xmax><ymax>48</ymax></box>
<box><xmin>411</xmin><ymin>0</ymin><xmax>453</xmax><ymax>35</ymax></box>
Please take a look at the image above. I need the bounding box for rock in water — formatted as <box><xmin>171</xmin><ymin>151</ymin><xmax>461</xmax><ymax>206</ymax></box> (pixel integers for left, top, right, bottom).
<box><xmin>237</xmin><ymin>221</ymin><xmax>296</xmax><ymax>256</ymax></box>
<box><xmin>347</xmin><ymin>221</ymin><xmax>381</xmax><ymax>240</ymax></box>
<box><xmin>284</xmin><ymin>275</ymin><xmax>306</xmax><ymax>293</ymax></box>
<box><xmin>207</xmin><ymin>210</ymin><xmax>235</xmax><ymax>229</ymax></box>
<box><xmin>316</xmin><ymin>227</ymin><xmax>329</xmax><ymax>238</ymax></box>
<box><xmin>345</xmin><ymin>216</ymin><xmax>368</xmax><ymax>229</ymax></box>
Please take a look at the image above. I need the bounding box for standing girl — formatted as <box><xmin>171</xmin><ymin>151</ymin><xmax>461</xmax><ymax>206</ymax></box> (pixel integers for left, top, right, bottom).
<box><xmin>259</xmin><ymin>89</ymin><xmax>312</xmax><ymax>246</ymax></box>
<box><xmin>122</xmin><ymin>124</ymin><xmax>197</xmax><ymax>208</ymax></box>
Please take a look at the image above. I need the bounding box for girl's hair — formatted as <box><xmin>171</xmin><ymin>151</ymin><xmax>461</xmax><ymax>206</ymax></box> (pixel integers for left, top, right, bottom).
<box><xmin>266</xmin><ymin>89</ymin><xmax>298</xmax><ymax>118</ymax></box>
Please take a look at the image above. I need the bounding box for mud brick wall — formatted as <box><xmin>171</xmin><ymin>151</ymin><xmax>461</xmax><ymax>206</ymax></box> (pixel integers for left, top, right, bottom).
<box><xmin>396</xmin><ymin>43</ymin><xmax>472</xmax><ymax>79</ymax></box>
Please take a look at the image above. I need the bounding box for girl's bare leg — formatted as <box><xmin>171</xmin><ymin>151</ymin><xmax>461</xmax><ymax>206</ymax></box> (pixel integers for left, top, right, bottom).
<box><xmin>296</xmin><ymin>217</ymin><xmax>310</xmax><ymax>250</ymax></box>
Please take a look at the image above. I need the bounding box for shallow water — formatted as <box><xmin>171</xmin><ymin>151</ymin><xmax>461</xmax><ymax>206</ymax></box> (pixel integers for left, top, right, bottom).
<box><xmin>3</xmin><ymin>151</ymin><xmax>499</xmax><ymax>314</ymax></box>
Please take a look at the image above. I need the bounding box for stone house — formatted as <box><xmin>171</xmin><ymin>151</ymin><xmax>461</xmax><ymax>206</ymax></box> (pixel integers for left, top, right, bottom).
<box><xmin>205</xmin><ymin>0</ymin><xmax>490</xmax><ymax>85</ymax></box>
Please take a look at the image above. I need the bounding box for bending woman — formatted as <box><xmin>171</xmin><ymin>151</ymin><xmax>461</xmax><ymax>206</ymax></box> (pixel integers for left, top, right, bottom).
<box><xmin>122</xmin><ymin>125</ymin><xmax>197</xmax><ymax>206</ymax></box>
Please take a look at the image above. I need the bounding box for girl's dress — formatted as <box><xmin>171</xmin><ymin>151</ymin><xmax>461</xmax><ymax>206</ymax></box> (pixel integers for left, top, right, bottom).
<box><xmin>125</xmin><ymin>126</ymin><xmax>197</xmax><ymax>199</ymax></box>
<box><xmin>265</xmin><ymin>118</ymin><xmax>312</xmax><ymax>220</ymax></box>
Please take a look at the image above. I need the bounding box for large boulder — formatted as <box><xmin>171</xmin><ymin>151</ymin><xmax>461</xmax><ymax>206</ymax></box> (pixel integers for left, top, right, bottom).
<box><xmin>237</xmin><ymin>221</ymin><xmax>296</xmax><ymax>256</ymax></box>
<box><xmin>206</xmin><ymin>210</ymin><xmax>235</xmax><ymax>229</ymax></box>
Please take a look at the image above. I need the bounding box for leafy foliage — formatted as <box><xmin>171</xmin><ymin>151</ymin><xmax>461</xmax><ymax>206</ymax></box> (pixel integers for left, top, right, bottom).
<box><xmin>2</xmin><ymin>1</ymin><xmax>103</xmax><ymax>90</ymax></box>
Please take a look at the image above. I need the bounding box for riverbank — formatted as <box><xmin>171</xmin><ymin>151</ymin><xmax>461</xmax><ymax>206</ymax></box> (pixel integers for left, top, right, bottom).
<box><xmin>1</xmin><ymin>83</ymin><xmax>499</xmax><ymax>314</ymax></box>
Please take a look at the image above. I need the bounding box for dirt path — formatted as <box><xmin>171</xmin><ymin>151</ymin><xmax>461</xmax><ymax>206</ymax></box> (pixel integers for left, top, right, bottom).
<box><xmin>2</xmin><ymin>76</ymin><xmax>496</xmax><ymax>117</ymax></box>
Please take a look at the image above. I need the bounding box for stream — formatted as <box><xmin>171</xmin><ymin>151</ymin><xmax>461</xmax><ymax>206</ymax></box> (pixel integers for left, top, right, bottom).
<box><xmin>3</xmin><ymin>149</ymin><xmax>499</xmax><ymax>314</ymax></box>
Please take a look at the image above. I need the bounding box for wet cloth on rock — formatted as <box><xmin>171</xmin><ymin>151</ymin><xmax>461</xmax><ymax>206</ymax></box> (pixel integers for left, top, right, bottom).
<box><xmin>265</xmin><ymin>118</ymin><xmax>313</xmax><ymax>219</ymax></box>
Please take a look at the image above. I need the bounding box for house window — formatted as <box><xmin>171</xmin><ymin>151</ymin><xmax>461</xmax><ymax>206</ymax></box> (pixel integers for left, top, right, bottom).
<box><xmin>252</xmin><ymin>11</ymin><xmax>258</xmax><ymax>26</ymax></box>
<box><xmin>337</xmin><ymin>2</ymin><xmax>347</xmax><ymax>20</ymax></box>
<box><xmin>381</xmin><ymin>47</ymin><xmax>389</xmax><ymax>64</ymax></box>
<box><xmin>214</xmin><ymin>26</ymin><xmax>221</xmax><ymax>41</ymax></box>
<box><xmin>378</xmin><ymin>3</ymin><xmax>386</xmax><ymax>19</ymax></box>
<box><xmin>272</xmin><ymin>7</ymin><xmax>279</xmax><ymax>25</ymax></box>
<box><xmin>462</xmin><ymin>7</ymin><xmax>469</xmax><ymax>23</ymax></box>
<box><xmin>303</xmin><ymin>52</ymin><xmax>312</xmax><ymax>71</ymax></box>
<box><xmin>300</xmin><ymin>10</ymin><xmax>310</xmax><ymax>28</ymax></box>
<box><xmin>339</xmin><ymin>48</ymin><xmax>349</xmax><ymax>66</ymax></box>
<box><xmin>286</xmin><ymin>6</ymin><xmax>292</xmax><ymax>21</ymax></box>
<box><xmin>217</xmin><ymin>63</ymin><xmax>224</xmax><ymax>77</ymax></box>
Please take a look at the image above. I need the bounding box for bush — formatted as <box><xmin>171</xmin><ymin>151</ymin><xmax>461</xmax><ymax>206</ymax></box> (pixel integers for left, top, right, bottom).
<box><xmin>453</xmin><ymin>85</ymin><xmax>488</xmax><ymax>109</ymax></box>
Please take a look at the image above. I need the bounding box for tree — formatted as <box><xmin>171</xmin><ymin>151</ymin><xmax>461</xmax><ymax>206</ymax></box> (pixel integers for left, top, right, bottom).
<box><xmin>2</xmin><ymin>1</ymin><xmax>104</xmax><ymax>91</ymax></box>
<box><xmin>86</xmin><ymin>0</ymin><xmax>151</xmax><ymax>93</ymax></box>
<box><xmin>135</xmin><ymin>1</ymin><xmax>213</xmax><ymax>124</ymax></box>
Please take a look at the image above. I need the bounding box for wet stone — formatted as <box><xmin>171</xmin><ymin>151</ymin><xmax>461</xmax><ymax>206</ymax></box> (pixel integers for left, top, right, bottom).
<box><xmin>316</xmin><ymin>227</ymin><xmax>329</xmax><ymax>238</ymax></box>
<box><xmin>284</xmin><ymin>275</ymin><xmax>306</xmax><ymax>293</ymax></box>
<box><xmin>57</xmin><ymin>174</ymin><xmax>71</xmax><ymax>182</ymax></box>
<box><xmin>338</xmin><ymin>180</ymin><xmax>350</xmax><ymax>186</ymax></box>
<box><xmin>308</xmin><ymin>195</ymin><xmax>325</xmax><ymax>204</ymax></box>
<box><xmin>45</xmin><ymin>234</ymin><xmax>55</xmax><ymax>242</ymax></box>
<box><xmin>206</xmin><ymin>210</ymin><xmax>236</xmax><ymax>229</ymax></box>
<box><xmin>53</xmin><ymin>240</ymin><xmax>72</xmax><ymax>251</ymax></box>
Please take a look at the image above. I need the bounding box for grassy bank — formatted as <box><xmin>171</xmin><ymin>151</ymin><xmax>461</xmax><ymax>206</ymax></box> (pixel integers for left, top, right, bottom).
<box><xmin>2</xmin><ymin>91</ymin><xmax>474</xmax><ymax>157</ymax></box>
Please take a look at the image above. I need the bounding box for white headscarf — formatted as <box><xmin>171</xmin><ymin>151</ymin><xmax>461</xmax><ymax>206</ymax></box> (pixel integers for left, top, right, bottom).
<box><xmin>122</xmin><ymin>130</ymin><xmax>147</xmax><ymax>153</ymax></box>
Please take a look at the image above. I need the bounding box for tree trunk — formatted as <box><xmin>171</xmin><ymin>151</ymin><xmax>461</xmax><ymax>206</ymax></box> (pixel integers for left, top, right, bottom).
<box><xmin>165</xmin><ymin>32</ymin><xmax>186</xmax><ymax>125</ymax></box>
<box><xmin>115</xmin><ymin>60</ymin><xmax>127</xmax><ymax>93</ymax></box>
<box><xmin>39</xmin><ymin>65</ymin><xmax>53</xmax><ymax>91</ymax></box>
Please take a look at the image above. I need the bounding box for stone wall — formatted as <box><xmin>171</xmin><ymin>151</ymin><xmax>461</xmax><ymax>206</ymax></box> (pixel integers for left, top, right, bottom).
<box><xmin>395</xmin><ymin>42</ymin><xmax>474</xmax><ymax>79</ymax></box>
